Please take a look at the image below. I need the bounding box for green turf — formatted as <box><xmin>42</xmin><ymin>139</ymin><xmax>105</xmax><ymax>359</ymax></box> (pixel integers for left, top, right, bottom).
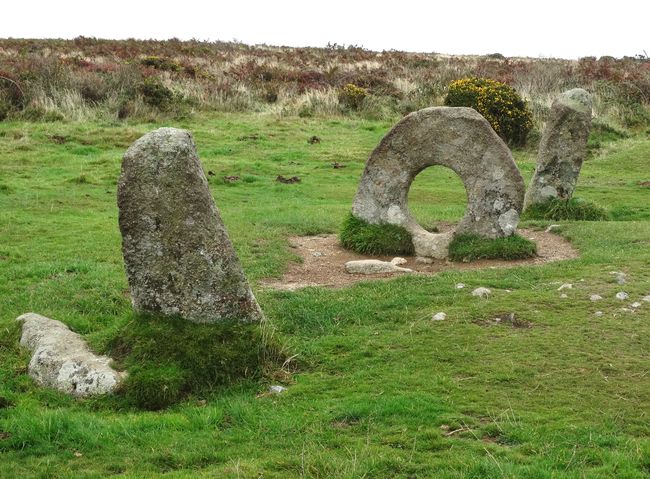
<box><xmin>339</xmin><ymin>213</ymin><xmax>414</xmax><ymax>255</ymax></box>
<box><xmin>523</xmin><ymin>197</ymin><xmax>610</xmax><ymax>221</ymax></box>
<box><xmin>448</xmin><ymin>234</ymin><xmax>537</xmax><ymax>262</ymax></box>
<box><xmin>1</xmin><ymin>113</ymin><xmax>649</xmax><ymax>477</ymax></box>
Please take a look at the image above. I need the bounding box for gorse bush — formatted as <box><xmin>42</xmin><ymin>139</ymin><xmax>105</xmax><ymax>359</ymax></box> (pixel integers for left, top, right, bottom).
<box><xmin>445</xmin><ymin>77</ymin><xmax>533</xmax><ymax>146</ymax></box>
<box><xmin>139</xmin><ymin>77</ymin><xmax>174</xmax><ymax>108</ymax></box>
<box><xmin>338</xmin><ymin>83</ymin><xmax>367</xmax><ymax>111</ymax></box>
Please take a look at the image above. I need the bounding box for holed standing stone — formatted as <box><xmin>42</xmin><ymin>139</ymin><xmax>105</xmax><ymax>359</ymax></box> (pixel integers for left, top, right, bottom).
<box><xmin>524</xmin><ymin>88</ymin><xmax>592</xmax><ymax>209</ymax></box>
<box><xmin>118</xmin><ymin>128</ymin><xmax>263</xmax><ymax>323</ymax></box>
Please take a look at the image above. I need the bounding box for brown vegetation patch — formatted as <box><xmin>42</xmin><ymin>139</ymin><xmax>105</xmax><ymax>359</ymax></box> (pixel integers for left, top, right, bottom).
<box><xmin>260</xmin><ymin>227</ymin><xmax>578</xmax><ymax>290</ymax></box>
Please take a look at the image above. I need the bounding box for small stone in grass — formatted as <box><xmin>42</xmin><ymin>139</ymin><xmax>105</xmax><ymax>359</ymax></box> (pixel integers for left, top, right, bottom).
<box><xmin>455</xmin><ymin>283</ymin><xmax>466</xmax><ymax>289</ymax></box>
<box><xmin>472</xmin><ymin>287</ymin><xmax>491</xmax><ymax>298</ymax></box>
<box><xmin>594</xmin><ymin>311</ymin><xmax>604</xmax><ymax>317</ymax></box>
<box><xmin>630</xmin><ymin>302</ymin><xmax>642</xmax><ymax>309</ymax></box>
<box><xmin>558</xmin><ymin>283</ymin><xmax>572</xmax><ymax>291</ymax></box>
<box><xmin>560</xmin><ymin>293</ymin><xmax>568</xmax><ymax>299</ymax></box>
<box><xmin>269</xmin><ymin>385</ymin><xmax>287</xmax><ymax>394</ymax></box>
<box><xmin>432</xmin><ymin>312</ymin><xmax>447</xmax><ymax>321</ymax></box>
<box><xmin>590</xmin><ymin>294</ymin><xmax>602</xmax><ymax>301</ymax></box>
<box><xmin>616</xmin><ymin>292</ymin><xmax>629</xmax><ymax>300</ymax></box>
<box><xmin>642</xmin><ymin>295</ymin><xmax>650</xmax><ymax>303</ymax></box>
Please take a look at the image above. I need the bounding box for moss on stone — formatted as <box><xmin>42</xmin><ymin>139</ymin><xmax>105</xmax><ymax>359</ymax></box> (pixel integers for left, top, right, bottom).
<box><xmin>448</xmin><ymin>233</ymin><xmax>537</xmax><ymax>262</ymax></box>
<box><xmin>523</xmin><ymin>198</ymin><xmax>609</xmax><ymax>221</ymax></box>
<box><xmin>339</xmin><ymin>213</ymin><xmax>414</xmax><ymax>256</ymax></box>
<box><xmin>108</xmin><ymin>315</ymin><xmax>284</xmax><ymax>410</ymax></box>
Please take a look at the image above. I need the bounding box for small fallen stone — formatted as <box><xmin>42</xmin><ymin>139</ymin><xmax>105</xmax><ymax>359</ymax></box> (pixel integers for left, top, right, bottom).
<box><xmin>594</xmin><ymin>311</ymin><xmax>604</xmax><ymax>317</ymax></box>
<box><xmin>616</xmin><ymin>292</ymin><xmax>629</xmax><ymax>300</ymax></box>
<box><xmin>558</xmin><ymin>283</ymin><xmax>573</xmax><ymax>291</ymax></box>
<box><xmin>269</xmin><ymin>385</ymin><xmax>287</xmax><ymax>394</ymax></box>
<box><xmin>391</xmin><ymin>257</ymin><xmax>407</xmax><ymax>266</ymax></box>
<box><xmin>642</xmin><ymin>295</ymin><xmax>650</xmax><ymax>303</ymax></box>
<box><xmin>455</xmin><ymin>283</ymin><xmax>466</xmax><ymax>289</ymax></box>
<box><xmin>345</xmin><ymin>259</ymin><xmax>413</xmax><ymax>275</ymax></box>
<box><xmin>545</xmin><ymin>224</ymin><xmax>561</xmax><ymax>233</ymax></box>
<box><xmin>415</xmin><ymin>256</ymin><xmax>434</xmax><ymax>264</ymax></box>
<box><xmin>311</xmin><ymin>251</ymin><xmax>323</xmax><ymax>257</ymax></box>
<box><xmin>432</xmin><ymin>312</ymin><xmax>447</xmax><ymax>321</ymax></box>
<box><xmin>472</xmin><ymin>287</ymin><xmax>491</xmax><ymax>298</ymax></box>
<box><xmin>560</xmin><ymin>293</ymin><xmax>568</xmax><ymax>299</ymax></box>
<box><xmin>17</xmin><ymin>313</ymin><xmax>125</xmax><ymax>397</ymax></box>
<box><xmin>630</xmin><ymin>302</ymin><xmax>642</xmax><ymax>309</ymax></box>
<box><xmin>590</xmin><ymin>294</ymin><xmax>603</xmax><ymax>301</ymax></box>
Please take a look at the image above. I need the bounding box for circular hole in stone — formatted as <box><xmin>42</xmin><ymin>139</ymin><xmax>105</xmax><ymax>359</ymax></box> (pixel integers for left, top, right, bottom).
<box><xmin>407</xmin><ymin>166</ymin><xmax>467</xmax><ymax>233</ymax></box>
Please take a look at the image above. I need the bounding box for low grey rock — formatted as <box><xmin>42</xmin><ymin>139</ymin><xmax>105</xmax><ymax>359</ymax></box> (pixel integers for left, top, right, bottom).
<box><xmin>350</xmin><ymin>107</ymin><xmax>525</xmax><ymax>258</ymax></box>
<box><xmin>630</xmin><ymin>302</ymin><xmax>642</xmax><ymax>309</ymax></box>
<box><xmin>643</xmin><ymin>295</ymin><xmax>650</xmax><ymax>303</ymax></box>
<box><xmin>269</xmin><ymin>385</ymin><xmax>287</xmax><ymax>394</ymax></box>
<box><xmin>345</xmin><ymin>259</ymin><xmax>413</xmax><ymax>275</ymax></box>
<box><xmin>432</xmin><ymin>312</ymin><xmax>447</xmax><ymax>321</ymax></box>
<box><xmin>594</xmin><ymin>311</ymin><xmax>604</xmax><ymax>317</ymax></box>
<box><xmin>118</xmin><ymin>128</ymin><xmax>263</xmax><ymax>324</ymax></box>
<box><xmin>391</xmin><ymin>257</ymin><xmax>407</xmax><ymax>266</ymax></box>
<box><xmin>590</xmin><ymin>294</ymin><xmax>603</xmax><ymax>301</ymax></box>
<box><xmin>524</xmin><ymin>89</ymin><xmax>592</xmax><ymax>209</ymax></box>
<box><xmin>560</xmin><ymin>293</ymin><xmax>568</xmax><ymax>299</ymax></box>
<box><xmin>455</xmin><ymin>283</ymin><xmax>466</xmax><ymax>289</ymax></box>
<box><xmin>610</xmin><ymin>271</ymin><xmax>627</xmax><ymax>285</ymax></box>
<box><xmin>558</xmin><ymin>283</ymin><xmax>573</xmax><ymax>291</ymax></box>
<box><xmin>472</xmin><ymin>287</ymin><xmax>491</xmax><ymax>298</ymax></box>
<box><xmin>616</xmin><ymin>292</ymin><xmax>629</xmax><ymax>300</ymax></box>
<box><xmin>17</xmin><ymin>313</ymin><xmax>125</xmax><ymax>397</ymax></box>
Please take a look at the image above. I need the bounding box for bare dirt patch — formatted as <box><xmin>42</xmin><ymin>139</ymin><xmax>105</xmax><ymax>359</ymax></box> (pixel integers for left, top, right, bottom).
<box><xmin>260</xmin><ymin>226</ymin><xmax>579</xmax><ymax>290</ymax></box>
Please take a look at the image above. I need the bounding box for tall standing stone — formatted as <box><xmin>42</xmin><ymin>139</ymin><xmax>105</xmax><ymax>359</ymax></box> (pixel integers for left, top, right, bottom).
<box><xmin>524</xmin><ymin>88</ymin><xmax>592</xmax><ymax>209</ymax></box>
<box><xmin>118</xmin><ymin>128</ymin><xmax>263</xmax><ymax>323</ymax></box>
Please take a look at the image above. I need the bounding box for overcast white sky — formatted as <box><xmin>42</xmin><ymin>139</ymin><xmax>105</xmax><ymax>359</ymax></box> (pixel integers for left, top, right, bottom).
<box><xmin>2</xmin><ymin>0</ymin><xmax>648</xmax><ymax>59</ymax></box>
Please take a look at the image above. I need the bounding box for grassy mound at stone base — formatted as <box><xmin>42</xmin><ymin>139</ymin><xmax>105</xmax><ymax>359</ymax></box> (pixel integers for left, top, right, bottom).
<box><xmin>339</xmin><ymin>213</ymin><xmax>414</xmax><ymax>255</ymax></box>
<box><xmin>449</xmin><ymin>234</ymin><xmax>537</xmax><ymax>262</ymax></box>
<box><xmin>523</xmin><ymin>198</ymin><xmax>609</xmax><ymax>221</ymax></box>
<box><xmin>108</xmin><ymin>315</ymin><xmax>284</xmax><ymax>410</ymax></box>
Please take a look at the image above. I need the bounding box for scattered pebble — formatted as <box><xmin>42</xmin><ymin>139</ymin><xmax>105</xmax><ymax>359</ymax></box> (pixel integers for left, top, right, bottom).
<box><xmin>455</xmin><ymin>283</ymin><xmax>466</xmax><ymax>289</ymax></box>
<box><xmin>590</xmin><ymin>294</ymin><xmax>603</xmax><ymax>301</ymax></box>
<box><xmin>311</xmin><ymin>251</ymin><xmax>323</xmax><ymax>257</ymax></box>
<box><xmin>391</xmin><ymin>257</ymin><xmax>407</xmax><ymax>266</ymax></box>
<box><xmin>642</xmin><ymin>295</ymin><xmax>650</xmax><ymax>303</ymax></box>
<box><xmin>616</xmin><ymin>292</ymin><xmax>629</xmax><ymax>300</ymax></box>
<box><xmin>545</xmin><ymin>224</ymin><xmax>561</xmax><ymax>233</ymax></box>
<box><xmin>432</xmin><ymin>312</ymin><xmax>447</xmax><ymax>321</ymax></box>
<box><xmin>630</xmin><ymin>302</ymin><xmax>642</xmax><ymax>309</ymax></box>
<box><xmin>472</xmin><ymin>287</ymin><xmax>491</xmax><ymax>298</ymax></box>
<box><xmin>558</xmin><ymin>283</ymin><xmax>573</xmax><ymax>291</ymax></box>
<box><xmin>594</xmin><ymin>311</ymin><xmax>604</xmax><ymax>317</ymax></box>
<box><xmin>560</xmin><ymin>293</ymin><xmax>568</xmax><ymax>299</ymax></box>
<box><xmin>269</xmin><ymin>385</ymin><xmax>287</xmax><ymax>394</ymax></box>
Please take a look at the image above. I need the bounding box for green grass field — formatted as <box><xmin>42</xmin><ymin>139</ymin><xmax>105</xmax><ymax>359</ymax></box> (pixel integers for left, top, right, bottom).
<box><xmin>1</xmin><ymin>113</ymin><xmax>649</xmax><ymax>478</ymax></box>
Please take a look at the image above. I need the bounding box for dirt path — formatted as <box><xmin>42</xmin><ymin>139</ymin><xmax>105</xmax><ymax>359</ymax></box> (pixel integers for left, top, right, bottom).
<box><xmin>260</xmin><ymin>228</ymin><xmax>579</xmax><ymax>291</ymax></box>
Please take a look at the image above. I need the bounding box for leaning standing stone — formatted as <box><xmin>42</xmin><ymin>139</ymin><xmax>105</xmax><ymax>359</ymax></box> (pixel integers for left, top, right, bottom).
<box><xmin>118</xmin><ymin>128</ymin><xmax>263</xmax><ymax>323</ymax></box>
<box><xmin>524</xmin><ymin>89</ymin><xmax>592</xmax><ymax>209</ymax></box>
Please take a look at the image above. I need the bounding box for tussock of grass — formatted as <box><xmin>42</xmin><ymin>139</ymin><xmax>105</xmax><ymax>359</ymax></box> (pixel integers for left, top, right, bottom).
<box><xmin>108</xmin><ymin>315</ymin><xmax>284</xmax><ymax>410</ymax></box>
<box><xmin>448</xmin><ymin>233</ymin><xmax>537</xmax><ymax>262</ymax></box>
<box><xmin>523</xmin><ymin>198</ymin><xmax>609</xmax><ymax>221</ymax></box>
<box><xmin>339</xmin><ymin>213</ymin><xmax>414</xmax><ymax>255</ymax></box>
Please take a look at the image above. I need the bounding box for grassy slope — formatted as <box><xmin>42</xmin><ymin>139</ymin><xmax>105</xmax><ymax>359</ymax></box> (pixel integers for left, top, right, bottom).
<box><xmin>0</xmin><ymin>114</ymin><xmax>649</xmax><ymax>478</ymax></box>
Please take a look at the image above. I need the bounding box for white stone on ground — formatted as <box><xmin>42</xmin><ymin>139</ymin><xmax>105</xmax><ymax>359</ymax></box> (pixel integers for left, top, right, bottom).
<box><xmin>560</xmin><ymin>293</ymin><xmax>568</xmax><ymax>299</ymax></box>
<box><xmin>432</xmin><ymin>312</ymin><xmax>447</xmax><ymax>321</ymax></box>
<box><xmin>616</xmin><ymin>292</ymin><xmax>629</xmax><ymax>300</ymax></box>
<box><xmin>590</xmin><ymin>294</ymin><xmax>602</xmax><ymax>301</ymax></box>
<box><xmin>391</xmin><ymin>257</ymin><xmax>407</xmax><ymax>265</ymax></box>
<box><xmin>558</xmin><ymin>283</ymin><xmax>573</xmax><ymax>291</ymax></box>
<box><xmin>17</xmin><ymin>312</ymin><xmax>125</xmax><ymax>397</ymax></box>
<box><xmin>345</xmin><ymin>259</ymin><xmax>413</xmax><ymax>275</ymax></box>
<box><xmin>610</xmin><ymin>271</ymin><xmax>627</xmax><ymax>284</ymax></box>
<box><xmin>269</xmin><ymin>385</ymin><xmax>287</xmax><ymax>394</ymax></box>
<box><xmin>642</xmin><ymin>295</ymin><xmax>650</xmax><ymax>303</ymax></box>
<box><xmin>630</xmin><ymin>302</ymin><xmax>642</xmax><ymax>309</ymax></box>
<box><xmin>472</xmin><ymin>287</ymin><xmax>491</xmax><ymax>298</ymax></box>
<box><xmin>594</xmin><ymin>311</ymin><xmax>604</xmax><ymax>317</ymax></box>
<box><xmin>455</xmin><ymin>283</ymin><xmax>466</xmax><ymax>289</ymax></box>
<box><xmin>545</xmin><ymin>224</ymin><xmax>561</xmax><ymax>233</ymax></box>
